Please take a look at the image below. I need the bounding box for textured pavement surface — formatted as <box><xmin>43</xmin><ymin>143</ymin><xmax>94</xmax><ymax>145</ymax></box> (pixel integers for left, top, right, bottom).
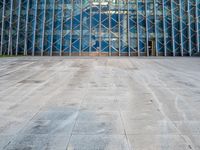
<box><xmin>0</xmin><ymin>57</ymin><xmax>200</xmax><ymax>150</ymax></box>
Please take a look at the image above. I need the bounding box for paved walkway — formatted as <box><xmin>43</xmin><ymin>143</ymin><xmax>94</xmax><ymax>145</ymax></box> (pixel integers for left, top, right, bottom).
<box><xmin>0</xmin><ymin>57</ymin><xmax>200</xmax><ymax>150</ymax></box>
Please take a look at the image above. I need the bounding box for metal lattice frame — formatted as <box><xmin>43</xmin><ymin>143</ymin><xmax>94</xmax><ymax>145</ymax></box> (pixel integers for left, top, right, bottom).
<box><xmin>189</xmin><ymin>0</ymin><xmax>198</xmax><ymax>55</ymax></box>
<box><xmin>101</xmin><ymin>1</ymin><xmax>109</xmax><ymax>55</ymax></box>
<box><xmin>1</xmin><ymin>0</ymin><xmax>11</xmax><ymax>55</ymax></box>
<box><xmin>196</xmin><ymin>0</ymin><xmax>200</xmax><ymax>53</ymax></box>
<box><xmin>34</xmin><ymin>0</ymin><xmax>46</xmax><ymax>56</ymax></box>
<box><xmin>0</xmin><ymin>0</ymin><xmax>4</xmax><ymax>55</ymax></box>
<box><xmin>138</xmin><ymin>0</ymin><xmax>146</xmax><ymax>56</ymax></box>
<box><xmin>0</xmin><ymin>0</ymin><xmax>200</xmax><ymax>56</ymax></box>
<box><xmin>128</xmin><ymin>0</ymin><xmax>137</xmax><ymax>56</ymax></box>
<box><xmin>53</xmin><ymin>0</ymin><xmax>63</xmax><ymax>56</ymax></box>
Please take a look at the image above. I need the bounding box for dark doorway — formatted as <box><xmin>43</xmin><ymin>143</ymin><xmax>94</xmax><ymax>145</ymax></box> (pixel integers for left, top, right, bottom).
<box><xmin>148</xmin><ymin>40</ymin><xmax>156</xmax><ymax>56</ymax></box>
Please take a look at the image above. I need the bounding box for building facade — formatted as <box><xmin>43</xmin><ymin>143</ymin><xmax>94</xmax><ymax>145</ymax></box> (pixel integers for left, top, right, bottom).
<box><xmin>0</xmin><ymin>0</ymin><xmax>200</xmax><ymax>56</ymax></box>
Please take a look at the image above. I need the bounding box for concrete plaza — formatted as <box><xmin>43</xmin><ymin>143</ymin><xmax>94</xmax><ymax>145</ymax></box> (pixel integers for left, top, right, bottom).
<box><xmin>0</xmin><ymin>57</ymin><xmax>200</xmax><ymax>150</ymax></box>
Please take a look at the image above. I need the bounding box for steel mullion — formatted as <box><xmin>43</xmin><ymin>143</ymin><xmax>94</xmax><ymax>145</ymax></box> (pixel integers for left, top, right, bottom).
<box><xmin>32</xmin><ymin>0</ymin><xmax>38</xmax><ymax>56</ymax></box>
<box><xmin>153</xmin><ymin>0</ymin><xmax>158</xmax><ymax>56</ymax></box>
<box><xmin>8</xmin><ymin>0</ymin><xmax>14</xmax><ymax>56</ymax></box>
<box><xmin>50</xmin><ymin>0</ymin><xmax>55</xmax><ymax>56</ymax></box>
<box><xmin>118</xmin><ymin>1</ymin><xmax>121</xmax><ymax>56</ymax></box>
<box><xmin>89</xmin><ymin>1</ymin><xmax>92</xmax><ymax>53</ymax></box>
<box><xmin>0</xmin><ymin>0</ymin><xmax>6</xmax><ymax>55</ymax></box>
<box><xmin>79</xmin><ymin>0</ymin><xmax>83</xmax><ymax>56</ymax></box>
<box><xmin>136</xmin><ymin>0</ymin><xmax>140</xmax><ymax>56</ymax></box>
<box><xmin>41</xmin><ymin>0</ymin><xmax>47</xmax><ymax>56</ymax></box>
<box><xmin>127</xmin><ymin>0</ymin><xmax>130</xmax><ymax>56</ymax></box>
<box><xmin>69</xmin><ymin>0</ymin><xmax>73</xmax><ymax>56</ymax></box>
<box><xmin>179</xmin><ymin>0</ymin><xmax>183</xmax><ymax>56</ymax></box>
<box><xmin>145</xmin><ymin>0</ymin><xmax>149</xmax><ymax>56</ymax></box>
<box><xmin>162</xmin><ymin>0</ymin><xmax>167</xmax><ymax>56</ymax></box>
<box><xmin>60</xmin><ymin>0</ymin><xmax>64</xmax><ymax>56</ymax></box>
<box><xmin>24</xmin><ymin>0</ymin><xmax>30</xmax><ymax>56</ymax></box>
<box><xmin>195</xmin><ymin>0</ymin><xmax>199</xmax><ymax>53</ymax></box>
<box><xmin>187</xmin><ymin>0</ymin><xmax>192</xmax><ymax>56</ymax></box>
<box><xmin>171</xmin><ymin>0</ymin><xmax>175</xmax><ymax>56</ymax></box>
<box><xmin>99</xmin><ymin>1</ymin><xmax>101</xmax><ymax>55</ymax></box>
<box><xmin>108</xmin><ymin>1</ymin><xmax>111</xmax><ymax>56</ymax></box>
<box><xmin>16</xmin><ymin>0</ymin><xmax>22</xmax><ymax>56</ymax></box>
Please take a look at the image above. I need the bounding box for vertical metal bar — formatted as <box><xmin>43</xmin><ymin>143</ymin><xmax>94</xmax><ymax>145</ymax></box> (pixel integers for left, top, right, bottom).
<box><xmin>8</xmin><ymin>0</ymin><xmax>14</xmax><ymax>55</ymax></box>
<box><xmin>179</xmin><ymin>0</ymin><xmax>183</xmax><ymax>56</ymax></box>
<box><xmin>136</xmin><ymin>0</ymin><xmax>140</xmax><ymax>56</ymax></box>
<box><xmin>108</xmin><ymin>0</ymin><xmax>111</xmax><ymax>56</ymax></box>
<box><xmin>16</xmin><ymin>0</ymin><xmax>22</xmax><ymax>56</ymax></box>
<box><xmin>89</xmin><ymin>1</ymin><xmax>92</xmax><ymax>53</ymax></box>
<box><xmin>171</xmin><ymin>0</ymin><xmax>175</xmax><ymax>56</ymax></box>
<box><xmin>69</xmin><ymin>0</ymin><xmax>73</xmax><ymax>56</ymax></box>
<box><xmin>60</xmin><ymin>0</ymin><xmax>64</xmax><ymax>56</ymax></box>
<box><xmin>41</xmin><ymin>0</ymin><xmax>46</xmax><ymax>56</ymax></box>
<box><xmin>0</xmin><ymin>0</ymin><xmax>6</xmax><ymax>55</ymax></box>
<box><xmin>99</xmin><ymin>0</ymin><xmax>101</xmax><ymax>55</ymax></box>
<box><xmin>162</xmin><ymin>0</ymin><xmax>167</xmax><ymax>56</ymax></box>
<box><xmin>50</xmin><ymin>0</ymin><xmax>55</xmax><ymax>56</ymax></box>
<box><xmin>32</xmin><ymin>0</ymin><xmax>38</xmax><ymax>56</ymax></box>
<box><xmin>24</xmin><ymin>0</ymin><xmax>30</xmax><ymax>56</ymax></box>
<box><xmin>145</xmin><ymin>0</ymin><xmax>149</xmax><ymax>56</ymax></box>
<box><xmin>118</xmin><ymin>0</ymin><xmax>121</xmax><ymax>56</ymax></box>
<box><xmin>127</xmin><ymin>0</ymin><xmax>130</xmax><ymax>56</ymax></box>
<box><xmin>79</xmin><ymin>0</ymin><xmax>83</xmax><ymax>56</ymax></box>
<box><xmin>195</xmin><ymin>0</ymin><xmax>199</xmax><ymax>53</ymax></box>
<box><xmin>153</xmin><ymin>0</ymin><xmax>158</xmax><ymax>56</ymax></box>
<box><xmin>187</xmin><ymin>0</ymin><xmax>192</xmax><ymax>56</ymax></box>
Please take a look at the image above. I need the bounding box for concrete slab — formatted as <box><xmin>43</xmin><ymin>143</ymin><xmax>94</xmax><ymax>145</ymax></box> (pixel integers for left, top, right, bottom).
<box><xmin>0</xmin><ymin>57</ymin><xmax>200</xmax><ymax>150</ymax></box>
<box><xmin>4</xmin><ymin>134</ymin><xmax>70</xmax><ymax>150</ymax></box>
<box><xmin>127</xmin><ymin>135</ymin><xmax>191</xmax><ymax>150</ymax></box>
<box><xmin>68</xmin><ymin>135</ymin><xmax>129</xmax><ymax>150</ymax></box>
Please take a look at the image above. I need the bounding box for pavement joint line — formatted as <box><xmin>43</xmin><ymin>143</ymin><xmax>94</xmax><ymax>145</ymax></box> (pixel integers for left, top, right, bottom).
<box><xmin>114</xmin><ymin>69</ymin><xmax>131</xmax><ymax>150</ymax></box>
<box><xmin>65</xmin><ymin>62</ymin><xmax>91</xmax><ymax>150</ymax></box>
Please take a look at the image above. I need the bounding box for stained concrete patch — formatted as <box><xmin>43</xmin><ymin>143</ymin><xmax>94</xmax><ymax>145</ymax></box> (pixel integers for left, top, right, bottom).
<box><xmin>18</xmin><ymin>80</ymin><xmax>44</xmax><ymax>84</ymax></box>
<box><xmin>32</xmin><ymin>110</ymin><xmax>78</xmax><ymax>121</ymax></box>
<box><xmin>20</xmin><ymin>119</ymin><xmax>74</xmax><ymax>135</ymax></box>
<box><xmin>0</xmin><ymin>135</ymin><xmax>13</xmax><ymax>149</ymax></box>
<box><xmin>0</xmin><ymin>117</ymin><xmax>26</xmax><ymax>135</ymax></box>
<box><xmin>4</xmin><ymin>134</ymin><xmax>70</xmax><ymax>150</ymax></box>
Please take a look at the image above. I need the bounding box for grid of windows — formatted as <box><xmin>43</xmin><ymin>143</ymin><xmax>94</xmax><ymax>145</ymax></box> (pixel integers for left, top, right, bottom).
<box><xmin>0</xmin><ymin>0</ymin><xmax>199</xmax><ymax>56</ymax></box>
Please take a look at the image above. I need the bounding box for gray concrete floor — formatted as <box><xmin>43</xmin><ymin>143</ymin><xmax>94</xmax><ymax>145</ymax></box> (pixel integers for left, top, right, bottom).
<box><xmin>0</xmin><ymin>57</ymin><xmax>200</xmax><ymax>150</ymax></box>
